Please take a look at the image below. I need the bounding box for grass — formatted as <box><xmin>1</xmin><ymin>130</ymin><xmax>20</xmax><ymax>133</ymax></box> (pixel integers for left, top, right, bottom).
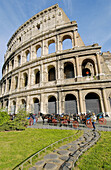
<box><xmin>76</xmin><ymin>131</ymin><xmax>111</xmax><ymax>170</ymax></box>
<box><xmin>0</xmin><ymin>128</ymin><xmax>82</xmax><ymax>170</ymax></box>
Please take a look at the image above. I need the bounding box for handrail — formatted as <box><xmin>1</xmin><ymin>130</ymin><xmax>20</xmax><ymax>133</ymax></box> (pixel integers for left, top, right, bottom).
<box><xmin>13</xmin><ymin>130</ymin><xmax>79</xmax><ymax>170</ymax></box>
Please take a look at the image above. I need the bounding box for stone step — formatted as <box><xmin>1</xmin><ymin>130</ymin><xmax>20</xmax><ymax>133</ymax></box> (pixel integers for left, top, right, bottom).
<box><xmin>29</xmin><ymin>130</ymin><xmax>100</xmax><ymax>170</ymax></box>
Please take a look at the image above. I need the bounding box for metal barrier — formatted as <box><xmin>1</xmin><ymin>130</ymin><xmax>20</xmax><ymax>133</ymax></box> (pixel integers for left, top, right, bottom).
<box><xmin>13</xmin><ymin>131</ymin><xmax>79</xmax><ymax>170</ymax></box>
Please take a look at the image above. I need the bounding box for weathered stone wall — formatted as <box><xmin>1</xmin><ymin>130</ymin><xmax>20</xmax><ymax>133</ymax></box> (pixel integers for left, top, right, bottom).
<box><xmin>0</xmin><ymin>4</ymin><xmax>111</xmax><ymax>117</ymax></box>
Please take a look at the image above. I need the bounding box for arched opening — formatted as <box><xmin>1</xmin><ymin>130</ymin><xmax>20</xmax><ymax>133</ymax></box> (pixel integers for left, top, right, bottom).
<box><xmin>11</xmin><ymin>101</ymin><xmax>16</xmax><ymax>115</ymax></box>
<box><xmin>109</xmin><ymin>96</ymin><xmax>111</xmax><ymax>110</ymax></box>
<box><xmin>48</xmin><ymin>40</ymin><xmax>56</xmax><ymax>54</ymax></box>
<box><xmin>48</xmin><ymin>66</ymin><xmax>56</xmax><ymax>81</ymax></box>
<box><xmin>8</xmin><ymin>78</ymin><xmax>11</xmax><ymax>91</ymax></box>
<box><xmin>15</xmin><ymin>76</ymin><xmax>18</xmax><ymax>89</ymax></box>
<box><xmin>26</xmin><ymin>51</ymin><xmax>30</xmax><ymax>62</ymax></box>
<box><xmin>23</xmin><ymin>73</ymin><xmax>28</xmax><ymax>87</ymax></box>
<box><xmin>6</xmin><ymin>100</ymin><xmax>8</xmax><ymax>111</ymax></box>
<box><xmin>33</xmin><ymin>98</ymin><xmax>40</xmax><ymax>115</ymax></box>
<box><xmin>62</xmin><ymin>35</ymin><xmax>72</xmax><ymax>50</ymax></box>
<box><xmin>65</xmin><ymin>94</ymin><xmax>78</xmax><ymax>115</ymax></box>
<box><xmin>36</xmin><ymin>45</ymin><xmax>41</xmax><ymax>57</ymax></box>
<box><xmin>21</xmin><ymin>99</ymin><xmax>26</xmax><ymax>110</ymax></box>
<box><xmin>85</xmin><ymin>93</ymin><xmax>101</xmax><ymax>115</ymax></box>
<box><xmin>18</xmin><ymin>55</ymin><xmax>21</xmax><ymax>66</ymax></box>
<box><xmin>4</xmin><ymin>80</ymin><xmax>6</xmax><ymax>93</ymax></box>
<box><xmin>48</xmin><ymin>96</ymin><xmax>57</xmax><ymax>114</ymax></box>
<box><xmin>35</xmin><ymin>70</ymin><xmax>40</xmax><ymax>84</ymax></box>
<box><xmin>7</xmin><ymin>63</ymin><xmax>9</xmax><ymax>72</ymax></box>
<box><xmin>1</xmin><ymin>101</ymin><xmax>3</xmax><ymax>108</ymax></box>
<box><xmin>12</xmin><ymin>59</ymin><xmax>14</xmax><ymax>69</ymax></box>
<box><xmin>64</xmin><ymin>62</ymin><xmax>74</xmax><ymax>79</ymax></box>
<box><xmin>82</xmin><ymin>59</ymin><xmax>95</xmax><ymax>77</ymax></box>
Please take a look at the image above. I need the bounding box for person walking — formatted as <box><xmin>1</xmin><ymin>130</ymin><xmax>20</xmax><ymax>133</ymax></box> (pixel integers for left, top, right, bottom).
<box><xmin>91</xmin><ymin>112</ymin><xmax>96</xmax><ymax>131</ymax></box>
<box><xmin>30</xmin><ymin>113</ymin><xmax>36</xmax><ymax>125</ymax></box>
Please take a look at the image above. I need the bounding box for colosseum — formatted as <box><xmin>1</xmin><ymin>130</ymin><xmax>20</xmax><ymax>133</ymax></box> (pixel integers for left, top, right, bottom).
<box><xmin>0</xmin><ymin>4</ymin><xmax>111</xmax><ymax>117</ymax></box>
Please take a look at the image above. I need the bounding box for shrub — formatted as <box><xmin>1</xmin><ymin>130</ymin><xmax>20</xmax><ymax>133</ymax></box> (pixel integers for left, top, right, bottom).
<box><xmin>0</xmin><ymin>108</ymin><xmax>28</xmax><ymax>131</ymax></box>
<box><xmin>0</xmin><ymin>108</ymin><xmax>9</xmax><ymax>126</ymax></box>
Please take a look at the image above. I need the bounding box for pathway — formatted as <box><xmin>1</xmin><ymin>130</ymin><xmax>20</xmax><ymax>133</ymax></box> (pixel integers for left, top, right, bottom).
<box><xmin>28</xmin><ymin>130</ymin><xmax>100</xmax><ymax>170</ymax></box>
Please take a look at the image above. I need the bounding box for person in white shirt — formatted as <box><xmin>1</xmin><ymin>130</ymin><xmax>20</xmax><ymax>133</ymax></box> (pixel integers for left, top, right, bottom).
<box><xmin>91</xmin><ymin>112</ymin><xmax>96</xmax><ymax>131</ymax></box>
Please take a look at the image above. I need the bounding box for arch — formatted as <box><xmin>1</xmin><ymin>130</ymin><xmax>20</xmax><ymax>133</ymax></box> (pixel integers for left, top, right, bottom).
<box><xmin>109</xmin><ymin>95</ymin><xmax>111</xmax><ymax>110</ymax></box>
<box><xmin>11</xmin><ymin>100</ymin><xmax>16</xmax><ymax>114</ymax></box>
<box><xmin>21</xmin><ymin>99</ymin><xmax>26</xmax><ymax>110</ymax></box>
<box><xmin>26</xmin><ymin>50</ymin><xmax>30</xmax><ymax>62</ymax></box>
<box><xmin>48</xmin><ymin>40</ymin><xmax>55</xmax><ymax>54</ymax></box>
<box><xmin>62</xmin><ymin>35</ymin><xmax>72</xmax><ymax>50</ymax></box>
<box><xmin>82</xmin><ymin>59</ymin><xmax>96</xmax><ymax>77</ymax></box>
<box><xmin>35</xmin><ymin>70</ymin><xmax>40</xmax><ymax>84</ymax></box>
<box><xmin>18</xmin><ymin>55</ymin><xmax>21</xmax><ymax>66</ymax></box>
<box><xmin>23</xmin><ymin>73</ymin><xmax>28</xmax><ymax>87</ymax></box>
<box><xmin>48</xmin><ymin>65</ymin><xmax>56</xmax><ymax>81</ymax></box>
<box><xmin>7</xmin><ymin>63</ymin><xmax>9</xmax><ymax>72</ymax></box>
<box><xmin>8</xmin><ymin>78</ymin><xmax>11</xmax><ymax>91</ymax></box>
<box><xmin>85</xmin><ymin>92</ymin><xmax>101</xmax><ymax>115</ymax></box>
<box><xmin>15</xmin><ymin>76</ymin><xmax>18</xmax><ymax>89</ymax></box>
<box><xmin>64</xmin><ymin>62</ymin><xmax>74</xmax><ymax>79</ymax></box>
<box><xmin>11</xmin><ymin>59</ymin><xmax>14</xmax><ymax>69</ymax></box>
<box><xmin>48</xmin><ymin>96</ymin><xmax>57</xmax><ymax>114</ymax></box>
<box><xmin>6</xmin><ymin>100</ymin><xmax>9</xmax><ymax>111</ymax></box>
<box><xmin>65</xmin><ymin>94</ymin><xmax>78</xmax><ymax>115</ymax></box>
<box><xmin>1</xmin><ymin>101</ymin><xmax>3</xmax><ymax>108</ymax></box>
<box><xmin>33</xmin><ymin>98</ymin><xmax>40</xmax><ymax>115</ymax></box>
<box><xmin>36</xmin><ymin>45</ymin><xmax>41</xmax><ymax>57</ymax></box>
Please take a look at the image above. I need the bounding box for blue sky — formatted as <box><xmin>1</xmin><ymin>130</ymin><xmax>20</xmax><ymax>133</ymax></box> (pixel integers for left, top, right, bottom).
<box><xmin>0</xmin><ymin>0</ymin><xmax>111</xmax><ymax>80</ymax></box>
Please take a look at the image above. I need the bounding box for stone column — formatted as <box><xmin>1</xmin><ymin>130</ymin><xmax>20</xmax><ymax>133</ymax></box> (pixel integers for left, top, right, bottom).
<box><xmin>32</xmin><ymin>46</ymin><xmax>36</xmax><ymax>60</ymax></box>
<box><xmin>9</xmin><ymin>61</ymin><xmax>12</xmax><ymax>72</ymax></box>
<box><xmin>10</xmin><ymin>76</ymin><xmax>13</xmax><ymax>91</ymax></box>
<box><xmin>102</xmin><ymin>88</ymin><xmax>109</xmax><ymax>116</ymax></box>
<box><xmin>8</xmin><ymin>99</ymin><xmax>11</xmax><ymax>114</ymax></box>
<box><xmin>5</xmin><ymin>79</ymin><xmax>8</xmax><ymax>94</ymax></box>
<box><xmin>28</xmin><ymin>68</ymin><xmax>31</xmax><ymax>88</ymax></box>
<box><xmin>18</xmin><ymin>72</ymin><xmax>20</xmax><ymax>89</ymax></box>
<box><xmin>21</xmin><ymin>51</ymin><xmax>26</xmax><ymax>64</ymax></box>
<box><xmin>57</xmin><ymin>60</ymin><xmax>62</xmax><ymax>84</ymax></box>
<box><xmin>61</xmin><ymin>92</ymin><xmax>65</xmax><ymax>114</ymax></box>
<box><xmin>75</xmin><ymin>56</ymin><xmax>82</xmax><ymax>81</ymax></box>
<box><xmin>15</xmin><ymin>98</ymin><xmax>18</xmax><ymax>114</ymax></box>
<box><xmin>96</xmin><ymin>52</ymin><xmax>104</xmax><ymax>78</ymax></box>
<box><xmin>40</xmin><ymin>64</ymin><xmax>43</xmax><ymax>86</ymax></box>
<box><xmin>56</xmin><ymin>34</ymin><xmax>62</xmax><ymax>52</ymax></box>
<box><xmin>40</xmin><ymin>93</ymin><xmax>45</xmax><ymax>113</ymax></box>
<box><xmin>72</xmin><ymin>31</ymin><xmax>75</xmax><ymax>48</ymax></box>
<box><xmin>77</xmin><ymin>91</ymin><xmax>80</xmax><ymax>115</ymax></box>
<box><xmin>73</xmin><ymin>29</ymin><xmax>78</xmax><ymax>47</ymax></box>
<box><xmin>42</xmin><ymin>40</ymin><xmax>48</xmax><ymax>56</ymax></box>
<box><xmin>100</xmin><ymin>90</ymin><xmax>105</xmax><ymax>114</ymax></box>
<box><xmin>58</xmin><ymin>91</ymin><xmax>62</xmax><ymax>114</ymax></box>
<box><xmin>26</xmin><ymin>96</ymin><xmax>31</xmax><ymax>113</ymax></box>
<box><xmin>14</xmin><ymin>57</ymin><xmax>18</xmax><ymax>68</ymax></box>
<box><xmin>95</xmin><ymin>61</ymin><xmax>99</xmax><ymax>77</ymax></box>
<box><xmin>30</xmin><ymin>46</ymin><xmax>33</xmax><ymax>61</ymax></box>
<box><xmin>78</xmin><ymin>90</ymin><xmax>84</xmax><ymax>114</ymax></box>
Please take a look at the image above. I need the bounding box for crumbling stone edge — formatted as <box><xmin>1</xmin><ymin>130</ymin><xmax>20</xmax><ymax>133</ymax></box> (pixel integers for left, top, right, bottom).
<box><xmin>59</xmin><ymin>131</ymin><xmax>101</xmax><ymax>170</ymax></box>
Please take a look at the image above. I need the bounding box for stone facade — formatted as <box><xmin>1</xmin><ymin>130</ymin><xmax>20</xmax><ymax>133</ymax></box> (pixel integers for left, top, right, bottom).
<box><xmin>0</xmin><ymin>4</ymin><xmax>111</xmax><ymax>117</ymax></box>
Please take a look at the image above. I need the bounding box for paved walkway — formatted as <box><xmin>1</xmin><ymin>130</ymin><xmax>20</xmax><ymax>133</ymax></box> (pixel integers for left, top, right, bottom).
<box><xmin>28</xmin><ymin>130</ymin><xmax>100</xmax><ymax>170</ymax></box>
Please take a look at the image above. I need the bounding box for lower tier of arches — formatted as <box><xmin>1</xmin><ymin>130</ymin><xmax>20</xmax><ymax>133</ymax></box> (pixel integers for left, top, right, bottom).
<box><xmin>1</xmin><ymin>88</ymin><xmax>111</xmax><ymax>117</ymax></box>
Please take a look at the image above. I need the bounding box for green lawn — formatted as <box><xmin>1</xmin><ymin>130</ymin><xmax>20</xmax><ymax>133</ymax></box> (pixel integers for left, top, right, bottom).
<box><xmin>76</xmin><ymin>131</ymin><xmax>111</xmax><ymax>170</ymax></box>
<box><xmin>0</xmin><ymin>128</ymin><xmax>81</xmax><ymax>170</ymax></box>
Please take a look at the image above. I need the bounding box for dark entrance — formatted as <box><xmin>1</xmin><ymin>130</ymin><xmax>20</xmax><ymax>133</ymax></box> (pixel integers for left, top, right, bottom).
<box><xmin>65</xmin><ymin>94</ymin><xmax>77</xmax><ymax>115</ymax></box>
<box><xmin>85</xmin><ymin>93</ymin><xmax>101</xmax><ymax>115</ymax></box>
<box><xmin>34</xmin><ymin>98</ymin><xmax>40</xmax><ymax>115</ymax></box>
<box><xmin>48</xmin><ymin>96</ymin><xmax>57</xmax><ymax>114</ymax></box>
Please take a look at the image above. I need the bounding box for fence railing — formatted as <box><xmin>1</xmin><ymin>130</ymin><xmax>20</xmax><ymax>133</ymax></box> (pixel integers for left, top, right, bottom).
<box><xmin>13</xmin><ymin>131</ymin><xmax>79</xmax><ymax>170</ymax></box>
